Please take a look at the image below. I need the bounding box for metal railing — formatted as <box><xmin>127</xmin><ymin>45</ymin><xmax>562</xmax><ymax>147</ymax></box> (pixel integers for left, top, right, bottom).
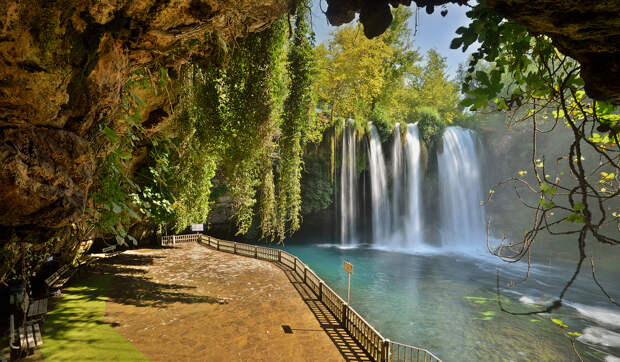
<box><xmin>161</xmin><ymin>233</ymin><xmax>442</xmax><ymax>362</ymax></box>
<box><xmin>388</xmin><ymin>342</ymin><xmax>442</xmax><ymax>362</ymax></box>
<box><xmin>161</xmin><ymin>234</ymin><xmax>196</xmax><ymax>246</ymax></box>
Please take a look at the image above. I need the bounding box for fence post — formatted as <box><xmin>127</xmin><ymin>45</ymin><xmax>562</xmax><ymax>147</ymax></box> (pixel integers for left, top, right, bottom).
<box><xmin>341</xmin><ymin>303</ymin><xmax>348</xmax><ymax>328</ymax></box>
<box><xmin>254</xmin><ymin>246</ymin><xmax>258</xmax><ymax>259</ymax></box>
<box><xmin>294</xmin><ymin>257</ymin><xmax>297</xmax><ymax>272</ymax></box>
<box><xmin>234</xmin><ymin>242</ymin><xmax>237</xmax><ymax>254</ymax></box>
<box><xmin>278</xmin><ymin>250</ymin><xmax>281</xmax><ymax>262</ymax></box>
<box><xmin>172</xmin><ymin>235</ymin><xmax>176</xmax><ymax>245</ymax></box>
<box><xmin>318</xmin><ymin>281</ymin><xmax>323</xmax><ymax>301</ymax></box>
<box><xmin>381</xmin><ymin>339</ymin><xmax>390</xmax><ymax>362</ymax></box>
<box><xmin>217</xmin><ymin>239</ymin><xmax>220</xmax><ymax>251</ymax></box>
<box><xmin>303</xmin><ymin>267</ymin><xmax>307</xmax><ymax>284</ymax></box>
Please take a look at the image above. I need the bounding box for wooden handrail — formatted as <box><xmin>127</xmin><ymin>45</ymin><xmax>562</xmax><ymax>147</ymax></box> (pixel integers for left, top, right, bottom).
<box><xmin>162</xmin><ymin>233</ymin><xmax>442</xmax><ymax>362</ymax></box>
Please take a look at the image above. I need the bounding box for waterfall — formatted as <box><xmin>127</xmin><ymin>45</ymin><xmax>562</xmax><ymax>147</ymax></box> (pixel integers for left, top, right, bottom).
<box><xmin>403</xmin><ymin>123</ymin><xmax>424</xmax><ymax>247</ymax></box>
<box><xmin>368</xmin><ymin>123</ymin><xmax>391</xmax><ymax>243</ymax></box>
<box><xmin>438</xmin><ymin>126</ymin><xmax>486</xmax><ymax>250</ymax></box>
<box><xmin>391</xmin><ymin>123</ymin><xmax>404</xmax><ymax>234</ymax></box>
<box><xmin>340</xmin><ymin>123</ymin><xmax>358</xmax><ymax>245</ymax></box>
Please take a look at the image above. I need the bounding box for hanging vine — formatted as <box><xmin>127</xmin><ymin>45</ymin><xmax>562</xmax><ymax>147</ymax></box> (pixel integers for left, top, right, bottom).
<box><xmin>276</xmin><ymin>0</ymin><xmax>316</xmax><ymax>240</ymax></box>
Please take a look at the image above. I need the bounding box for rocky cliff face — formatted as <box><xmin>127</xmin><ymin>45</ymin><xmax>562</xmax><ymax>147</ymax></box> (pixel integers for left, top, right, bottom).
<box><xmin>0</xmin><ymin>0</ymin><xmax>294</xmax><ymax>280</ymax></box>
<box><xmin>0</xmin><ymin>0</ymin><xmax>293</xmax><ymax>228</ymax></box>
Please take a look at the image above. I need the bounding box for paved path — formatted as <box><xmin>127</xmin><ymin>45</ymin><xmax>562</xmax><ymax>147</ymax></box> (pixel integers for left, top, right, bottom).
<box><xmin>96</xmin><ymin>243</ymin><xmax>370</xmax><ymax>361</ymax></box>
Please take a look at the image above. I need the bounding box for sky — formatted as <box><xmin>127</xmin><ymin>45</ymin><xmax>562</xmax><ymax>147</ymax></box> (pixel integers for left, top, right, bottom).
<box><xmin>310</xmin><ymin>0</ymin><xmax>476</xmax><ymax>78</ymax></box>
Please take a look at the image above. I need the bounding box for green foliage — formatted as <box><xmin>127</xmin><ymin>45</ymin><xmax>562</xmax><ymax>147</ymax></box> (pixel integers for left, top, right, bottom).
<box><xmin>405</xmin><ymin>50</ymin><xmax>461</xmax><ymax>123</ymax></box>
<box><xmin>315</xmin><ymin>7</ymin><xmax>420</xmax><ymax>126</ymax></box>
<box><xmin>369</xmin><ymin>106</ymin><xmax>393</xmax><ymax>142</ymax></box>
<box><xmin>315</xmin><ymin>8</ymin><xmax>461</xmax><ymax>139</ymax></box>
<box><xmin>153</xmin><ymin>14</ymin><xmax>320</xmax><ymax>241</ymax></box>
<box><xmin>132</xmin><ymin>147</ymin><xmax>175</xmax><ymax>235</ymax></box>
<box><xmin>302</xmin><ymin>139</ymin><xmax>335</xmax><ymax>214</ymax></box>
<box><xmin>90</xmin><ymin>70</ymin><xmax>157</xmax><ymax>246</ymax></box>
<box><xmin>276</xmin><ymin>0</ymin><xmax>317</xmax><ymax>240</ymax></box>
<box><xmin>415</xmin><ymin>107</ymin><xmax>446</xmax><ymax>150</ymax></box>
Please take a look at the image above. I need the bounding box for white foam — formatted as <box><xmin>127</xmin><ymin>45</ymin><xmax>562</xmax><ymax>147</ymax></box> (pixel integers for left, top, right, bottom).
<box><xmin>368</xmin><ymin>243</ymin><xmax>444</xmax><ymax>256</ymax></box>
<box><xmin>518</xmin><ymin>296</ymin><xmax>548</xmax><ymax>306</ymax></box>
<box><xmin>605</xmin><ymin>355</ymin><xmax>620</xmax><ymax>362</ymax></box>
<box><xmin>316</xmin><ymin>243</ymin><xmax>360</xmax><ymax>250</ymax></box>
<box><xmin>571</xmin><ymin>303</ymin><xmax>620</xmax><ymax>328</ymax></box>
<box><xmin>578</xmin><ymin>327</ymin><xmax>620</xmax><ymax>348</ymax></box>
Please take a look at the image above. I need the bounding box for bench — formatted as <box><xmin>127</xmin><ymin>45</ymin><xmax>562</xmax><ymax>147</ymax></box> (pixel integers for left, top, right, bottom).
<box><xmin>44</xmin><ymin>264</ymin><xmax>75</xmax><ymax>291</ymax></box>
<box><xmin>10</xmin><ymin>315</ymin><xmax>43</xmax><ymax>357</ymax></box>
<box><xmin>27</xmin><ymin>298</ymin><xmax>48</xmax><ymax>320</ymax></box>
<box><xmin>18</xmin><ymin>323</ymin><xmax>43</xmax><ymax>354</ymax></box>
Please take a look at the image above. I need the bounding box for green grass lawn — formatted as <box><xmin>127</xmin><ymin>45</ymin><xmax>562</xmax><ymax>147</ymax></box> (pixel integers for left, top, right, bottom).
<box><xmin>39</xmin><ymin>275</ymin><xmax>148</xmax><ymax>361</ymax></box>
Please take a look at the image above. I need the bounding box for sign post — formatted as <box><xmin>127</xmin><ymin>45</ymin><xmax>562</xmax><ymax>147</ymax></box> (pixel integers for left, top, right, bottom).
<box><xmin>344</xmin><ymin>261</ymin><xmax>353</xmax><ymax>304</ymax></box>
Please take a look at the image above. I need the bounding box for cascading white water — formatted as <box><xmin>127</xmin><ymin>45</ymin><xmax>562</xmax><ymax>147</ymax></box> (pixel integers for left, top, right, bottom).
<box><xmin>403</xmin><ymin>123</ymin><xmax>424</xmax><ymax>247</ymax></box>
<box><xmin>438</xmin><ymin>126</ymin><xmax>486</xmax><ymax>250</ymax></box>
<box><xmin>340</xmin><ymin>123</ymin><xmax>358</xmax><ymax>245</ymax></box>
<box><xmin>371</xmin><ymin>122</ymin><xmax>425</xmax><ymax>249</ymax></box>
<box><xmin>368</xmin><ymin>123</ymin><xmax>391</xmax><ymax>243</ymax></box>
<box><xmin>391</xmin><ymin>123</ymin><xmax>404</xmax><ymax>234</ymax></box>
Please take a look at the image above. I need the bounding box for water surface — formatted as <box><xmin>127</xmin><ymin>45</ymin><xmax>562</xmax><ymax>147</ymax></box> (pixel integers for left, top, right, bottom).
<box><xmin>279</xmin><ymin>242</ymin><xmax>620</xmax><ymax>361</ymax></box>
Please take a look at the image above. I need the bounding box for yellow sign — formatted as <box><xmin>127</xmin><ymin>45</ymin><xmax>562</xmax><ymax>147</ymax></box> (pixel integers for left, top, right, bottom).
<box><xmin>344</xmin><ymin>261</ymin><xmax>353</xmax><ymax>275</ymax></box>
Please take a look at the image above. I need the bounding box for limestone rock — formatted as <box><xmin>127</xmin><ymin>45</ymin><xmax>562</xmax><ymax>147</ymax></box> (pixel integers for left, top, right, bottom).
<box><xmin>0</xmin><ymin>0</ymin><xmax>295</xmax><ymax>242</ymax></box>
<box><xmin>0</xmin><ymin>128</ymin><xmax>94</xmax><ymax>228</ymax></box>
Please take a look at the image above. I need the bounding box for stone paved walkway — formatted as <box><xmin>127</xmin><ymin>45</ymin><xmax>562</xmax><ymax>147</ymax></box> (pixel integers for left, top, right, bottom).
<box><xmin>96</xmin><ymin>242</ymin><xmax>368</xmax><ymax>361</ymax></box>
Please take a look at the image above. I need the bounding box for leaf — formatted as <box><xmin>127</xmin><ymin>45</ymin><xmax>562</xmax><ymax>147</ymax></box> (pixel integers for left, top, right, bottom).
<box><xmin>127</xmin><ymin>235</ymin><xmax>138</xmax><ymax>246</ymax></box>
<box><xmin>567</xmin><ymin>332</ymin><xmax>582</xmax><ymax>337</ymax></box>
<box><xmin>112</xmin><ymin>203</ymin><xmax>122</xmax><ymax>214</ymax></box>
<box><xmin>115</xmin><ymin>234</ymin><xmax>125</xmax><ymax>245</ymax></box>
<box><xmin>103</xmin><ymin>126</ymin><xmax>118</xmax><ymax>144</ymax></box>
<box><xmin>450</xmin><ymin>37</ymin><xmax>463</xmax><ymax>50</ymax></box>
<box><xmin>133</xmin><ymin>94</ymin><xmax>144</xmax><ymax>107</ymax></box>
<box><xmin>475</xmin><ymin>71</ymin><xmax>490</xmax><ymax>87</ymax></box>
<box><xmin>127</xmin><ymin>208</ymin><xmax>141</xmax><ymax>220</ymax></box>
<box><xmin>550</xmin><ymin>318</ymin><xmax>568</xmax><ymax>328</ymax></box>
<box><xmin>119</xmin><ymin>151</ymin><xmax>132</xmax><ymax>160</ymax></box>
<box><xmin>566</xmin><ymin>212</ymin><xmax>585</xmax><ymax>223</ymax></box>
